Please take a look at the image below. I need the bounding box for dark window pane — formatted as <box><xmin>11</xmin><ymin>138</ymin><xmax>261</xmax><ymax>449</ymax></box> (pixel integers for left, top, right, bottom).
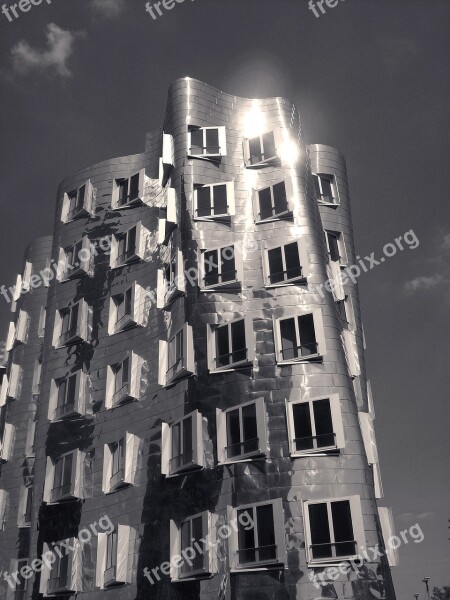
<box><xmin>262</xmin><ymin>132</ymin><xmax>276</xmax><ymax>160</ymax></box>
<box><xmin>237</xmin><ymin>509</ymin><xmax>256</xmax><ymax>564</ymax></box>
<box><xmin>298</xmin><ymin>314</ymin><xmax>317</xmax><ymax>356</ymax></box>
<box><xmin>172</xmin><ymin>422</ymin><xmax>181</xmax><ymax>461</ymax></box>
<box><xmin>226</xmin><ymin>408</ymin><xmax>241</xmax><ymax>458</ymax></box>
<box><xmin>313</xmin><ymin>399</ymin><xmax>334</xmax><ymax>448</ymax></box>
<box><xmin>313</xmin><ymin>175</ymin><xmax>321</xmax><ymax>200</ymax></box>
<box><xmin>118</xmin><ymin>180</ymin><xmax>128</xmax><ymax>205</ymax></box>
<box><xmin>258</xmin><ymin>187</ymin><xmax>273</xmax><ymax>220</ymax></box>
<box><xmin>327</xmin><ymin>232</ymin><xmax>340</xmax><ymax>262</ymax></box>
<box><xmin>205</xmin><ymin>128</ymin><xmax>220</xmax><ymax>154</ymax></box>
<box><xmin>293</xmin><ymin>403</ymin><xmax>313</xmax><ymax>451</ymax></box>
<box><xmin>128</xmin><ymin>227</ymin><xmax>136</xmax><ymax>254</ymax></box>
<box><xmin>197</xmin><ymin>186</ymin><xmax>211</xmax><ymax>217</ymax></box>
<box><xmin>204</xmin><ymin>249</ymin><xmax>219</xmax><ymax>286</ymax></box>
<box><xmin>273</xmin><ymin>182</ymin><xmax>288</xmax><ymax>215</ymax></box>
<box><xmin>129</xmin><ymin>174</ymin><xmax>140</xmax><ymax>201</ymax></box>
<box><xmin>220</xmin><ymin>246</ymin><xmax>235</xmax><ymax>282</ymax></box>
<box><xmin>62</xmin><ymin>454</ymin><xmax>73</xmax><ymax>486</ymax></box>
<box><xmin>284</xmin><ymin>242</ymin><xmax>302</xmax><ymax>279</ymax></box>
<box><xmin>190</xmin><ymin>129</ymin><xmax>203</xmax><ymax>154</ymax></box>
<box><xmin>216</xmin><ymin>325</ymin><xmax>230</xmax><ymax>367</ymax></box>
<box><xmin>213</xmin><ymin>184</ymin><xmax>228</xmax><ymax>215</ymax></box>
<box><xmin>77</xmin><ymin>185</ymin><xmax>86</xmax><ymax>211</ymax></box>
<box><xmin>66</xmin><ymin>375</ymin><xmax>77</xmax><ymax>405</ymax></box>
<box><xmin>331</xmin><ymin>501</ymin><xmax>355</xmax><ymax>556</ymax></box>
<box><xmin>249</xmin><ymin>137</ymin><xmax>262</xmax><ymax>164</ymax></box>
<box><xmin>192</xmin><ymin>517</ymin><xmax>204</xmax><ymax>571</ymax></box>
<box><xmin>309</xmin><ymin>503</ymin><xmax>331</xmax><ymax>559</ymax></box>
<box><xmin>242</xmin><ymin>403</ymin><xmax>258</xmax><ymax>454</ymax></box>
<box><xmin>321</xmin><ymin>176</ymin><xmax>334</xmax><ymax>202</ymax></box>
<box><xmin>256</xmin><ymin>504</ymin><xmax>276</xmax><ymax>561</ymax></box>
<box><xmin>280</xmin><ymin>317</ymin><xmax>297</xmax><ymax>360</ymax></box>
<box><xmin>268</xmin><ymin>247</ymin><xmax>284</xmax><ymax>284</ymax></box>
<box><xmin>182</xmin><ymin>416</ymin><xmax>193</xmax><ymax>464</ymax></box>
<box><xmin>231</xmin><ymin>320</ymin><xmax>246</xmax><ymax>363</ymax></box>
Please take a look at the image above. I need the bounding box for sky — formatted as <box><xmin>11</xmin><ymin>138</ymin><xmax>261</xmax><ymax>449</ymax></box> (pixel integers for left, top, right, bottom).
<box><xmin>0</xmin><ymin>0</ymin><xmax>449</xmax><ymax>596</ymax></box>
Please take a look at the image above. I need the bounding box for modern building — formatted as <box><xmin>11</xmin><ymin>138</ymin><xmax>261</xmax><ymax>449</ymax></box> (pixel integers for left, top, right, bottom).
<box><xmin>0</xmin><ymin>78</ymin><xmax>397</xmax><ymax>600</ymax></box>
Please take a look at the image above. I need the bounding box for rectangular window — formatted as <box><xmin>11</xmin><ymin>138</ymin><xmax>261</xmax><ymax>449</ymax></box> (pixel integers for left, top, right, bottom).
<box><xmin>95</xmin><ymin>526</ymin><xmax>132</xmax><ymax>588</ymax></box>
<box><xmin>60</xmin><ymin>304</ymin><xmax>79</xmax><ymax>345</ymax></box>
<box><xmin>38</xmin><ymin>306</ymin><xmax>46</xmax><ymax>338</ymax></box>
<box><xmin>67</xmin><ymin>186</ymin><xmax>85</xmax><ymax>219</ymax></box>
<box><xmin>194</xmin><ymin>182</ymin><xmax>235</xmax><ymax>219</ymax></box>
<box><xmin>200</xmin><ymin>245</ymin><xmax>239</xmax><ymax>289</ymax></box>
<box><xmin>105</xmin><ymin>530</ymin><xmax>118</xmax><ymax>586</ymax></box>
<box><xmin>15</xmin><ymin>310</ymin><xmax>29</xmax><ymax>345</ymax></box>
<box><xmin>116</xmin><ymin>226</ymin><xmax>137</xmax><ymax>265</ymax></box>
<box><xmin>112</xmin><ymin>357</ymin><xmax>130</xmax><ymax>406</ymax></box>
<box><xmin>55</xmin><ymin>374</ymin><xmax>77</xmax><ymax>420</ymax></box>
<box><xmin>54</xmin><ymin>299</ymin><xmax>91</xmax><ymax>348</ymax></box>
<box><xmin>51</xmin><ymin>452</ymin><xmax>74</xmax><ymax>502</ymax></box>
<box><xmin>277</xmin><ymin>313</ymin><xmax>319</xmax><ymax>361</ymax></box>
<box><xmin>112</xmin><ymin>288</ymin><xmax>133</xmax><ymax>332</ymax></box>
<box><xmin>110</xmin><ymin>439</ymin><xmax>125</xmax><ymax>491</ymax></box>
<box><xmin>108</xmin><ymin>283</ymin><xmax>149</xmax><ymax>334</ymax></box>
<box><xmin>170</xmin><ymin>512</ymin><xmax>213</xmax><ymax>580</ymax></box>
<box><xmin>105</xmin><ymin>351</ymin><xmax>144</xmax><ymax>408</ymax></box>
<box><xmin>103</xmin><ymin>433</ymin><xmax>139</xmax><ymax>493</ymax></box>
<box><xmin>247</xmin><ymin>131</ymin><xmax>277</xmax><ymax>166</ymax></box>
<box><xmin>325</xmin><ymin>231</ymin><xmax>346</xmax><ymax>264</ymax></box>
<box><xmin>0</xmin><ymin>424</ymin><xmax>15</xmax><ymax>462</ymax></box>
<box><xmin>158</xmin><ymin>188</ymin><xmax>178</xmax><ymax>244</ymax></box>
<box><xmin>216</xmin><ymin>398</ymin><xmax>267</xmax><ymax>463</ymax></box>
<box><xmin>263</xmin><ymin>240</ymin><xmax>308</xmax><ymax>286</ymax></box>
<box><xmin>229</xmin><ymin>499</ymin><xmax>286</xmax><ymax>569</ymax></box>
<box><xmin>161</xmin><ymin>410</ymin><xmax>203</xmax><ymax>476</ymax></box>
<box><xmin>48</xmin><ymin>544</ymin><xmax>72</xmax><ymax>594</ymax></box>
<box><xmin>313</xmin><ymin>174</ymin><xmax>338</xmax><ymax>204</ymax></box>
<box><xmin>112</xmin><ymin>170</ymin><xmax>145</xmax><ymax>209</ymax></box>
<box><xmin>158</xmin><ymin>324</ymin><xmax>195</xmax><ymax>387</ymax></box>
<box><xmin>44</xmin><ymin>450</ymin><xmax>83</xmax><ymax>504</ymax></box>
<box><xmin>216</xmin><ymin>320</ymin><xmax>246</xmax><ymax>369</ymax></box>
<box><xmin>157</xmin><ymin>243</ymin><xmax>184</xmax><ymax>308</ymax></box>
<box><xmin>18</xmin><ymin>485</ymin><xmax>33</xmax><ymax>527</ymax></box>
<box><xmin>12</xmin><ymin>559</ymin><xmax>29</xmax><ymax>600</ymax></box>
<box><xmin>286</xmin><ymin>395</ymin><xmax>345</xmax><ymax>456</ymax></box>
<box><xmin>256</xmin><ymin>181</ymin><xmax>289</xmax><ymax>220</ymax></box>
<box><xmin>188</xmin><ymin>126</ymin><xmax>227</xmax><ymax>157</ymax></box>
<box><xmin>61</xmin><ymin>181</ymin><xmax>94</xmax><ymax>222</ymax></box>
<box><xmin>304</xmin><ymin>496</ymin><xmax>365</xmax><ymax>565</ymax></box>
<box><xmin>110</xmin><ymin>221</ymin><xmax>150</xmax><ymax>268</ymax></box>
<box><xmin>48</xmin><ymin>371</ymin><xmax>87</xmax><ymax>421</ymax></box>
<box><xmin>62</xmin><ymin>239</ymin><xmax>84</xmax><ymax>279</ymax></box>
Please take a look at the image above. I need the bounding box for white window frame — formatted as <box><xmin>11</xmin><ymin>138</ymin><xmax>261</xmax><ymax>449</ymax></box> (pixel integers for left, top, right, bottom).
<box><xmin>216</xmin><ymin>397</ymin><xmax>267</xmax><ymax>464</ymax></box>
<box><xmin>48</xmin><ymin>371</ymin><xmax>87</xmax><ymax>421</ymax></box>
<box><xmin>158</xmin><ymin>323</ymin><xmax>195</xmax><ymax>387</ymax></box>
<box><xmin>161</xmin><ymin>410</ymin><xmax>204</xmax><ymax>477</ymax></box>
<box><xmin>170</xmin><ymin>511</ymin><xmax>216</xmax><ymax>581</ymax></box>
<box><xmin>57</xmin><ymin>236</ymin><xmax>91</xmax><ymax>281</ymax></box>
<box><xmin>105</xmin><ymin>351</ymin><xmax>144</xmax><ymax>409</ymax></box>
<box><xmin>303</xmin><ymin>495</ymin><xmax>366</xmax><ymax>566</ymax></box>
<box><xmin>52</xmin><ymin>299</ymin><xmax>90</xmax><ymax>348</ymax></box>
<box><xmin>188</xmin><ymin>126</ymin><xmax>227</xmax><ymax>158</ymax></box>
<box><xmin>262</xmin><ymin>239</ymin><xmax>309</xmax><ymax>287</ymax></box>
<box><xmin>158</xmin><ymin>188</ymin><xmax>177</xmax><ymax>244</ymax></box>
<box><xmin>61</xmin><ymin>180</ymin><xmax>95</xmax><ymax>223</ymax></box>
<box><xmin>313</xmin><ymin>172</ymin><xmax>339</xmax><ymax>205</ymax></box>
<box><xmin>325</xmin><ymin>230</ymin><xmax>347</xmax><ymax>266</ymax></box>
<box><xmin>0</xmin><ymin>364</ymin><xmax>23</xmax><ymax>403</ymax></box>
<box><xmin>102</xmin><ymin>433</ymin><xmax>139</xmax><ymax>493</ymax></box>
<box><xmin>110</xmin><ymin>222</ymin><xmax>150</xmax><ymax>268</ymax></box>
<box><xmin>111</xmin><ymin>169</ymin><xmax>146</xmax><ymax>209</ymax></box>
<box><xmin>285</xmin><ymin>394</ymin><xmax>345</xmax><ymax>457</ymax></box>
<box><xmin>228</xmin><ymin>498</ymin><xmax>286</xmax><ymax>570</ymax></box>
<box><xmin>16</xmin><ymin>310</ymin><xmax>29</xmax><ymax>344</ymax></box>
<box><xmin>6</xmin><ymin>558</ymin><xmax>29</xmax><ymax>600</ymax></box>
<box><xmin>17</xmin><ymin>484</ymin><xmax>33</xmax><ymax>528</ymax></box>
<box><xmin>157</xmin><ymin>244</ymin><xmax>185</xmax><ymax>309</ymax></box>
<box><xmin>274</xmin><ymin>309</ymin><xmax>326</xmax><ymax>364</ymax></box>
<box><xmin>0</xmin><ymin>423</ymin><xmax>15</xmax><ymax>462</ymax></box>
<box><xmin>243</xmin><ymin>129</ymin><xmax>284</xmax><ymax>168</ymax></box>
<box><xmin>193</xmin><ymin>181</ymin><xmax>235</xmax><ymax>221</ymax></box>
<box><xmin>40</xmin><ymin>538</ymin><xmax>82</xmax><ymax>595</ymax></box>
<box><xmin>159</xmin><ymin>132</ymin><xmax>174</xmax><ymax>186</ymax></box>
<box><xmin>252</xmin><ymin>178</ymin><xmax>294</xmax><ymax>222</ymax></box>
<box><xmin>22</xmin><ymin>261</ymin><xmax>32</xmax><ymax>292</ymax></box>
<box><xmin>108</xmin><ymin>282</ymin><xmax>150</xmax><ymax>335</ymax></box>
<box><xmin>208</xmin><ymin>317</ymin><xmax>255</xmax><ymax>373</ymax></box>
<box><xmin>96</xmin><ymin>525</ymin><xmax>132</xmax><ymax>588</ymax></box>
<box><xmin>198</xmin><ymin>244</ymin><xmax>243</xmax><ymax>291</ymax></box>
<box><xmin>342</xmin><ymin>329</ymin><xmax>360</xmax><ymax>378</ymax></box>
<box><xmin>43</xmin><ymin>450</ymin><xmax>83</xmax><ymax>504</ymax></box>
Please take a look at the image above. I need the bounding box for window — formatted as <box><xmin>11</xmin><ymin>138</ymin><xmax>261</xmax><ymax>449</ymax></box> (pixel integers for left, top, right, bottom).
<box><xmin>199</xmin><ymin>245</ymin><xmax>242</xmax><ymax>290</ymax></box>
<box><xmin>303</xmin><ymin>496</ymin><xmax>365</xmax><ymax>565</ymax></box>
<box><xmin>228</xmin><ymin>499</ymin><xmax>286</xmax><ymax>569</ymax></box>
<box><xmin>108</xmin><ymin>283</ymin><xmax>149</xmax><ymax>334</ymax></box>
<box><xmin>158</xmin><ymin>188</ymin><xmax>177</xmax><ymax>244</ymax></box>
<box><xmin>0</xmin><ymin>424</ymin><xmax>15</xmax><ymax>462</ymax></box>
<box><xmin>274</xmin><ymin>311</ymin><xmax>325</xmax><ymax>363</ymax></box>
<box><xmin>216</xmin><ymin>398</ymin><xmax>267</xmax><ymax>463</ymax></box>
<box><xmin>253</xmin><ymin>180</ymin><xmax>294</xmax><ymax>221</ymax></box>
<box><xmin>38</xmin><ymin>306</ymin><xmax>46</xmax><ymax>338</ymax></box>
<box><xmin>8</xmin><ymin>559</ymin><xmax>29</xmax><ymax>600</ymax></box>
<box><xmin>170</xmin><ymin>512</ymin><xmax>214</xmax><ymax>580</ymax></box>
<box><xmin>31</xmin><ymin>359</ymin><xmax>41</xmax><ymax>396</ymax></box>
<box><xmin>16</xmin><ymin>310</ymin><xmax>28</xmax><ymax>345</ymax></box>
<box><xmin>342</xmin><ymin>329</ymin><xmax>360</xmax><ymax>377</ymax></box>
<box><xmin>325</xmin><ymin>231</ymin><xmax>346</xmax><ymax>265</ymax></box>
<box><xmin>24</xmin><ymin>419</ymin><xmax>36</xmax><ymax>458</ymax></box>
<box><xmin>188</xmin><ymin>126</ymin><xmax>227</xmax><ymax>158</ymax></box>
<box><xmin>263</xmin><ymin>239</ymin><xmax>308</xmax><ymax>286</ymax></box>
<box><xmin>158</xmin><ymin>324</ymin><xmax>195</xmax><ymax>387</ymax></box>
<box><xmin>161</xmin><ymin>410</ymin><xmax>204</xmax><ymax>476</ymax></box>
<box><xmin>61</xmin><ymin>180</ymin><xmax>94</xmax><ymax>222</ymax></box>
<box><xmin>40</xmin><ymin>539</ymin><xmax>82</xmax><ymax>595</ymax></box>
<box><xmin>110</xmin><ymin>221</ymin><xmax>151</xmax><ymax>268</ymax></box>
<box><xmin>53</xmin><ymin>299</ymin><xmax>91</xmax><ymax>347</ymax></box>
<box><xmin>244</xmin><ymin>130</ymin><xmax>282</xmax><ymax>167</ymax></box>
<box><xmin>43</xmin><ymin>450</ymin><xmax>83</xmax><ymax>503</ymax></box>
<box><xmin>22</xmin><ymin>261</ymin><xmax>32</xmax><ymax>292</ymax></box>
<box><xmin>112</xmin><ymin>170</ymin><xmax>146</xmax><ymax>209</ymax></box>
<box><xmin>58</xmin><ymin>237</ymin><xmax>91</xmax><ymax>280</ymax></box>
<box><xmin>313</xmin><ymin>173</ymin><xmax>338</xmax><ymax>205</ymax></box>
<box><xmin>103</xmin><ymin>433</ymin><xmax>139</xmax><ymax>493</ymax></box>
<box><xmin>96</xmin><ymin>526</ymin><xmax>132</xmax><ymax>588</ymax></box>
<box><xmin>157</xmin><ymin>245</ymin><xmax>185</xmax><ymax>308</ymax></box>
<box><xmin>0</xmin><ymin>490</ymin><xmax>7</xmax><ymax>531</ymax></box>
<box><xmin>0</xmin><ymin>364</ymin><xmax>22</xmax><ymax>404</ymax></box>
<box><xmin>193</xmin><ymin>182</ymin><xmax>235</xmax><ymax>220</ymax></box>
<box><xmin>17</xmin><ymin>485</ymin><xmax>33</xmax><ymax>527</ymax></box>
<box><xmin>159</xmin><ymin>132</ymin><xmax>174</xmax><ymax>187</ymax></box>
<box><xmin>48</xmin><ymin>371</ymin><xmax>87</xmax><ymax>421</ymax></box>
<box><xmin>105</xmin><ymin>351</ymin><xmax>144</xmax><ymax>409</ymax></box>
<box><xmin>208</xmin><ymin>318</ymin><xmax>255</xmax><ymax>372</ymax></box>
<box><xmin>286</xmin><ymin>395</ymin><xmax>345</xmax><ymax>456</ymax></box>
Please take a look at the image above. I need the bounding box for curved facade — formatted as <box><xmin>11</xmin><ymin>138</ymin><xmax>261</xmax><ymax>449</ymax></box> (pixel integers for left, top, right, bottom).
<box><xmin>0</xmin><ymin>79</ymin><xmax>396</xmax><ymax>600</ymax></box>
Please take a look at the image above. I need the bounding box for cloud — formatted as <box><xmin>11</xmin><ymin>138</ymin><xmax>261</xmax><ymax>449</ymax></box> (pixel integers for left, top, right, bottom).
<box><xmin>396</xmin><ymin>511</ymin><xmax>435</xmax><ymax>523</ymax></box>
<box><xmin>441</xmin><ymin>233</ymin><xmax>450</xmax><ymax>250</ymax></box>
<box><xmin>404</xmin><ymin>274</ymin><xmax>444</xmax><ymax>294</ymax></box>
<box><xmin>11</xmin><ymin>23</ymin><xmax>83</xmax><ymax>78</ymax></box>
<box><xmin>91</xmin><ymin>0</ymin><xmax>126</xmax><ymax>17</ymax></box>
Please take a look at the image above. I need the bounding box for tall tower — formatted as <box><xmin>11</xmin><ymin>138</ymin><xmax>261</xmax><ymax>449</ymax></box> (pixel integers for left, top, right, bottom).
<box><xmin>0</xmin><ymin>79</ymin><xmax>397</xmax><ymax>600</ymax></box>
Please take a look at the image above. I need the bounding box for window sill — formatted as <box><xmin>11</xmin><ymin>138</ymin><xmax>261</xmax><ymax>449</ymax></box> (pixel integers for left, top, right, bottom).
<box><xmin>171</xmin><ymin>573</ymin><xmax>213</xmax><ymax>583</ymax></box>
<box><xmin>60</xmin><ymin>269</ymin><xmax>87</xmax><ymax>282</ymax></box>
<box><xmin>317</xmin><ymin>200</ymin><xmax>340</xmax><ymax>207</ymax></box>
<box><xmin>255</xmin><ymin>212</ymin><xmax>293</xmax><ymax>224</ymax></box>
<box><xmin>187</xmin><ymin>152</ymin><xmax>223</xmax><ymax>161</ymax></box>
<box><xmin>107</xmin><ymin>396</ymin><xmax>137</xmax><ymax>410</ymax></box>
<box><xmin>163</xmin><ymin>287</ymin><xmax>184</xmax><ymax>308</ymax></box>
<box><xmin>277</xmin><ymin>354</ymin><xmax>322</xmax><ymax>365</ymax></box>
<box><xmin>112</xmin><ymin>256</ymin><xmax>140</xmax><ymax>269</ymax></box>
<box><xmin>165</xmin><ymin>370</ymin><xmax>195</xmax><ymax>388</ymax></box>
<box><xmin>307</xmin><ymin>554</ymin><xmax>359</xmax><ymax>568</ymax></box>
<box><xmin>230</xmin><ymin>563</ymin><xmax>285</xmax><ymax>573</ymax></box>
<box><xmin>218</xmin><ymin>452</ymin><xmax>266</xmax><ymax>466</ymax></box>
<box><xmin>290</xmin><ymin>447</ymin><xmax>339</xmax><ymax>458</ymax></box>
<box><xmin>265</xmin><ymin>277</ymin><xmax>307</xmax><ymax>289</ymax></box>
<box><xmin>194</xmin><ymin>214</ymin><xmax>232</xmax><ymax>222</ymax></box>
<box><xmin>245</xmin><ymin>156</ymin><xmax>280</xmax><ymax>169</ymax></box>
<box><xmin>209</xmin><ymin>360</ymin><xmax>253</xmax><ymax>374</ymax></box>
<box><xmin>200</xmin><ymin>280</ymin><xmax>241</xmax><ymax>292</ymax></box>
<box><xmin>113</xmin><ymin>319</ymin><xmax>137</xmax><ymax>334</ymax></box>
<box><xmin>165</xmin><ymin>464</ymin><xmax>203</xmax><ymax>478</ymax></box>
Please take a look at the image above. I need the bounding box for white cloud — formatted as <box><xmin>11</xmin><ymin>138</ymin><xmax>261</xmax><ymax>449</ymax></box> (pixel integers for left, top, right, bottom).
<box><xmin>441</xmin><ymin>233</ymin><xmax>450</xmax><ymax>250</ymax></box>
<box><xmin>91</xmin><ymin>0</ymin><xmax>126</xmax><ymax>17</ymax></box>
<box><xmin>11</xmin><ymin>23</ymin><xmax>83</xmax><ymax>78</ymax></box>
<box><xmin>404</xmin><ymin>274</ymin><xmax>444</xmax><ymax>294</ymax></box>
<box><xmin>396</xmin><ymin>511</ymin><xmax>435</xmax><ymax>523</ymax></box>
